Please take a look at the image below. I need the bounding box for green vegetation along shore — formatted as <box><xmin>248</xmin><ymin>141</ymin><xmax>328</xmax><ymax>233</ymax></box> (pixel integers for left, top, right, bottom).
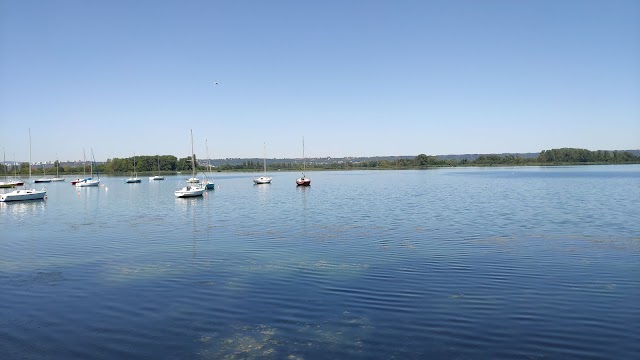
<box><xmin>2</xmin><ymin>148</ymin><xmax>639</xmax><ymax>176</ymax></box>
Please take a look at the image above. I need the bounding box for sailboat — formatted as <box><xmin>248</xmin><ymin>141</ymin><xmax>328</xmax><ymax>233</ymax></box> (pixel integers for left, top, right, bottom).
<box><xmin>71</xmin><ymin>149</ymin><xmax>88</xmax><ymax>185</ymax></box>
<box><xmin>175</xmin><ymin>130</ymin><xmax>205</xmax><ymax>198</ymax></box>
<box><xmin>125</xmin><ymin>153</ymin><xmax>142</xmax><ymax>183</ymax></box>
<box><xmin>0</xmin><ymin>149</ymin><xmax>14</xmax><ymax>188</ymax></box>
<box><xmin>75</xmin><ymin>149</ymin><xmax>100</xmax><ymax>187</ymax></box>
<box><xmin>51</xmin><ymin>154</ymin><xmax>65</xmax><ymax>181</ymax></box>
<box><xmin>10</xmin><ymin>153</ymin><xmax>24</xmax><ymax>186</ymax></box>
<box><xmin>0</xmin><ymin>129</ymin><xmax>47</xmax><ymax>202</ymax></box>
<box><xmin>34</xmin><ymin>163</ymin><xmax>51</xmax><ymax>183</ymax></box>
<box><xmin>202</xmin><ymin>139</ymin><xmax>215</xmax><ymax>190</ymax></box>
<box><xmin>149</xmin><ymin>155</ymin><xmax>165</xmax><ymax>180</ymax></box>
<box><xmin>296</xmin><ymin>137</ymin><xmax>311</xmax><ymax>186</ymax></box>
<box><xmin>253</xmin><ymin>142</ymin><xmax>272</xmax><ymax>184</ymax></box>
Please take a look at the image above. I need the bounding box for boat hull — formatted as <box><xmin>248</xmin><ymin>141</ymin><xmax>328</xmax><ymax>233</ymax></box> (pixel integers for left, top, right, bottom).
<box><xmin>50</xmin><ymin>178</ymin><xmax>65</xmax><ymax>182</ymax></box>
<box><xmin>125</xmin><ymin>178</ymin><xmax>142</xmax><ymax>183</ymax></box>
<box><xmin>75</xmin><ymin>179</ymin><xmax>100</xmax><ymax>187</ymax></box>
<box><xmin>149</xmin><ymin>176</ymin><xmax>165</xmax><ymax>181</ymax></box>
<box><xmin>253</xmin><ymin>176</ymin><xmax>272</xmax><ymax>184</ymax></box>
<box><xmin>34</xmin><ymin>179</ymin><xmax>52</xmax><ymax>183</ymax></box>
<box><xmin>0</xmin><ymin>189</ymin><xmax>47</xmax><ymax>202</ymax></box>
<box><xmin>296</xmin><ymin>177</ymin><xmax>311</xmax><ymax>186</ymax></box>
<box><xmin>174</xmin><ymin>185</ymin><xmax>205</xmax><ymax>198</ymax></box>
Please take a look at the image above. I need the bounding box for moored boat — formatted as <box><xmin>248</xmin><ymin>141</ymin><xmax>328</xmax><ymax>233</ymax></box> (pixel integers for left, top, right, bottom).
<box><xmin>174</xmin><ymin>184</ymin><xmax>205</xmax><ymax>198</ymax></box>
<box><xmin>125</xmin><ymin>153</ymin><xmax>142</xmax><ymax>183</ymax></box>
<box><xmin>50</xmin><ymin>155</ymin><xmax>65</xmax><ymax>181</ymax></box>
<box><xmin>34</xmin><ymin>163</ymin><xmax>50</xmax><ymax>183</ymax></box>
<box><xmin>149</xmin><ymin>155</ymin><xmax>165</xmax><ymax>180</ymax></box>
<box><xmin>295</xmin><ymin>137</ymin><xmax>311</xmax><ymax>187</ymax></box>
<box><xmin>76</xmin><ymin>149</ymin><xmax>100</xmax><ymax>187</ymax></box>
<box><xmin>175</xmin><ymin>130</ymin><xmax>204</xmax><ymax>198</ymax></box>
<box><xmin>0</xmin><ymin>129</ymin><xmax>46</xmax><ymax>202</ymax></box>
<box><xmin>253</xmin><ymin>142</ymin><xmax>272</xmax><ymax>184</ymax></box>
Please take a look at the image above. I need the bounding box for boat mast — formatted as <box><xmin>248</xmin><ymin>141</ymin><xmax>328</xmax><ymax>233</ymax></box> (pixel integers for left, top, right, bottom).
<box><xmin>28</xmin><ymin>129</ymin><xmax>32</xmax><ymax>183</ymax></box>
<box><xmin>302</xmin><ymin>136</ymin><xmax>306</xmax><ymax>175</ymax></box>
<box><xmin>190</xmin><ymin>129</ymin><xmax>196</xmax><ymax>178</ymax></box>
<box><xmin>3</xmin><ymin>148</ymin><xmax>6</xmax><ymax>182</ymax></box>
<box><xmin>263</xmin><ymin>142</ymin><xmax>267</xmax><ymax>175</ymax></box>
<box><xmin>206</xmin><ymin>139</ymin><xmax>212</xmax><ymax>174</ymax></box>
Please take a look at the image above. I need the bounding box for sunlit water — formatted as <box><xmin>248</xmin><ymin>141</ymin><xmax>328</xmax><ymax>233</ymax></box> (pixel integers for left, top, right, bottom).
<box><xmin>1</xmin><ymin>166</ymin><xmax>639</xmax><ymax>359</ymax></box>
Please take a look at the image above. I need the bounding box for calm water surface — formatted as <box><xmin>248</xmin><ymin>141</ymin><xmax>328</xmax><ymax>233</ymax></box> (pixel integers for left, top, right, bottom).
<box><xmin>1</xmin><ymin>166</ymin><xmax>639</xmax><ymax>359</ymax></box>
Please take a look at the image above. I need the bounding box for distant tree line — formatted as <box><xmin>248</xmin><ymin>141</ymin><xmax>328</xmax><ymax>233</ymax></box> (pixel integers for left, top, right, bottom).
<box><xmin>210</xmin><ymin>148</ymin><xmax>639</xmax><ymax>171</ymax></box>
<box><xmin>1</xmin><ymin>148</ymin><xmax>638</xmax><ymax>176</ymax></box>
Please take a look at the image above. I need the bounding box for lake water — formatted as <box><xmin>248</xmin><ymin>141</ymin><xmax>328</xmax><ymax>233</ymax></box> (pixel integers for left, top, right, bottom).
<box><xmin>1</xmin><ymin>165</ymin><xmax>639</xmax><ymax>359</ymax></box>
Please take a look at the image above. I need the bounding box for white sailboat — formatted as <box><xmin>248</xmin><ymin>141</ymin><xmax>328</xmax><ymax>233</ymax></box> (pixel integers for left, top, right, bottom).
<box><xmin>0</xmin><ymin>149</ymin><xmax>14</xmax><ymax>188</ymax></box>
<box><xmin>0</xmin><ymin>129</ymin><xmax>47</xmax><ymax>202</ymax></box>
<box><xmin>125</xmin><ymin>153</ymin><xmax>142</xmax><ymax>183</ymax></box>
<box><xmin>71</xmin><ymin>149</ymin><xmax>88</xmax><ymax>185</ymax></box>
<box><xmin>175</xmin><ymin>130</ymin><xmax>205</xmax><ymax>198</ymax></box>
<box><xmin>75</xmin><ymin>149</ymin><xmax>100</xmax><ymax>187</ymax></box>
<box><xmin>10</xmin><ymin>153</ymin><xmax>24</xmax><ymax>187</ymax></box>
<box><xmin>149</xmin><ymin>155</ymin><xmax>165</xmax><ymax>180</ymax></box>
<box><xmin>253</xmin><ymin>142</ymin><xmax>272</xmax><ymax>184</ymax></box>
<box><xmin>296</xmin><ymin>137</ymin><xmax>311</xmax><ymax>186</ymax></box>
<box><xmin>34</xmin><ymin>163</ymin><xmax>51</xmax><ymax>183</ymax></box>
<box><xmin>50</xmin><ymin>154</ymin><xmax>65</xmax><ymax>181</ymax></box>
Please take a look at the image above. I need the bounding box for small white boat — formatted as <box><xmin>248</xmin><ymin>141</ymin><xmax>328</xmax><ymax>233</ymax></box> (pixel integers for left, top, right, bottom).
<box><xmin>50</xmin><ymin>155</ymin><xmax>65</xmax><ymax>181</ymax></box>
<box><xmin>254</xmin><ymin>176</ymin><xmax>272</xmax><ymax>184</ymax></box>
<box><xmin>176</xmin><ymin>130</ymin><xmax>204</xmax><ymax>198</ymax></box>
<box><xmin>76</xmin><ymin>149</ymin><xmax>100</xmax><ymax>187</ymax></box>
<box><xmin>253</xmin><ymin>142</ymin><xmax>272</xmax><ymax>184</ymax></box>
<box><xmin>149</xmin><ymin>156</ymin><xmax>165</xmax><ymax>180</ymax></box>
<box><xmin>76</xmin><ymin>178</ymin><xmax>100</xmax><ymax>187</ymax></box>
<box><xmin>174</xmin><ymin>184</ymin><xmax>205</xmax><ymax>198</ymax></box>
<box><xmin>0</xmin><ymin>188</ymin><xmax>46</xmax><ymax>202</ymax></box>
<box><xmin>34</xmin><ymin>163</ymin><xmax>50</xmax><ymax>183</ymax></box>
<box><xmin>0</xmin><ymin>150</ymin><xmax>15</xmax><ymax>187</ymax></box>
<box><xmin>0</xmin><ymin>129</ymin><xmax>47</xmax><ymax>202</ymax></box>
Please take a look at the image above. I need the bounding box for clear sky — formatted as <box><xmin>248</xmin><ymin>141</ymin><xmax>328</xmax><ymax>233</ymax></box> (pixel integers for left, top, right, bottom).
<box><xmin>1</xmin><ymin>0</ymin><xmax>639</xmax><ymax>162</ymax></box>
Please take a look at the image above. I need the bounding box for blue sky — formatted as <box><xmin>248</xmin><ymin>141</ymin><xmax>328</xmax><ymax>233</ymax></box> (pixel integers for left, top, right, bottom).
<box><xmin>1</xmin><ymin>0</ymin><xmax>638</xmax><ymax>162</ymax></box>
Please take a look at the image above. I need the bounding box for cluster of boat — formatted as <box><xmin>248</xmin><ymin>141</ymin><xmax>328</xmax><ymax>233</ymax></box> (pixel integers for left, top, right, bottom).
<box><xmin>1</xmin><ymin>130</ymin><xmax>311</xmax><ymax>202</ymax></box>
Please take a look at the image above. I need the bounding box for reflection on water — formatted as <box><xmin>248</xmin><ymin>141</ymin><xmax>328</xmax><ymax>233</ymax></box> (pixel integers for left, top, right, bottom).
<box><xmin>0</xmin><ymin>199</ymin><xmax>46</xmax><ymax>218</ymax></box>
